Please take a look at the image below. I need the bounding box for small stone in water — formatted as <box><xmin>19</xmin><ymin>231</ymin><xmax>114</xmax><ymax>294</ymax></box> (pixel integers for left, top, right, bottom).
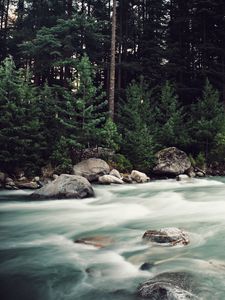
<box><xmin>140</xmin><ymin>262</ymin><xmax>155</xmax><ymax>271</ymax></box>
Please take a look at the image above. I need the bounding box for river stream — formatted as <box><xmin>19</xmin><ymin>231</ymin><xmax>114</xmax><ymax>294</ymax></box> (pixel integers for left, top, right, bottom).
<box><xmin>0</xmin><ymin>177</ymin><xmax>225</xmax><ymax>300</ymax></box>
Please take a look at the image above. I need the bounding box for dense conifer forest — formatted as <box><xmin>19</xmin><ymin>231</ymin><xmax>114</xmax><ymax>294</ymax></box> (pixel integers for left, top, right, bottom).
<box><xmin>0</xmin><ymin>0</ymin><xmax>225</xmax><ymax>175</ymax></box>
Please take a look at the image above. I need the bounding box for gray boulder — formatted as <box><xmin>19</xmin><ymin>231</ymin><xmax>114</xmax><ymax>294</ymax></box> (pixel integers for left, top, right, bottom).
<box><xmin>154</xmin><ymin>147</ymin><xmax>191</xmax><ymax>176</ymax></box>
<box><xmin>186</xmin><ymin>167</ymin><xmax>196</xmax><ymax>178</ymax></box>
<box><xmin>5</xmin><ymin>177</ymin><xmax>18</xmax><ymax>190</ymax></box>
<box><xmin>138</xmin><ymin>272</ymin><xmax>198</xmax><ymax>299</ymax></box>
<box><xmin>131</xmin><ymin>170</ymin><xmax>150</xmax><ymax>183</ymax></box>
<box><xmin>98</xmin><ymin>174</ymin><xmax>124</xmax><ymax>184</ymax></box>
<box><xmin>16</xmin><ymin>181</ymin><xmax>40</xmax><ymax>189</ymax></box>
<box><xmin>109</xmin><ymin>169</ymin><xmax>122</xmax><ymax>179</ymax></box>
<box><xmin>32</xmin><ymin>174</ymin><xmax>94</xmax><ymax>199</ymax></box>
<box><xmin>73</xmin><ymin>158</ymin><xmax>110</xmax><ymax>182</ymax></box>
<box><xmin>143</xmin><ymin>227</ymin><xmax>190</xmax><ymax>246</ymax></box>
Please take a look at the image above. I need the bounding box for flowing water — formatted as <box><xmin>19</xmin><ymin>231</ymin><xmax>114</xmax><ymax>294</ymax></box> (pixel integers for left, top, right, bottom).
<box><xmin>1</xmin><ymin>177</ymin><xmax>225</xmax><ymax>300</ymax></box>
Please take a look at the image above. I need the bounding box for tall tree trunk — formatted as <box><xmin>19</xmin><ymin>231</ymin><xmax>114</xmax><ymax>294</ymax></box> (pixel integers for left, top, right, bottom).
<box><xmin>109</xmin><ymin>0</ymin><xmax>116</xmax><ymax>120</ymax></box>
<box><xmin>117</xmin><ymin>0</ymin><xmax>122</xmax><ymax>91</ymax></box>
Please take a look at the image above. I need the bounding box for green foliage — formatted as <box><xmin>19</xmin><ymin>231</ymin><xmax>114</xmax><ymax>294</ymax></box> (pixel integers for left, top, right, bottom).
<box><xmin>188</xmin><ymin>154</ymin><xmax>196</xmax><ymax>167</ymax></box>
<box><xmin>75</xmin><ymin>54</ymin><xmax>107</xmax><ymax>147</ymax></box>
<box><xmin>209</xmin><ymin>130</ymin><xmax>225</xmax><ymax>162</ymax></box>
<box><xmin>109</xmin><ymin>154</ymin><xmax>133</xmax><ymax>173</ymax></box>
<box><xmin>190</xmin><ymin>79</ymin><xmax>224</xmax><ymax>159</ymax></box>
<box><xmin>100</xmin><ymin>118</ymin><xmax>122</xmax><ymax>151</ymax></box>
<box><xmin>195</xmin><ymin>152</ymin><xmax>206</xmax><ymax>169</ymax></box>
<box><xmin>50</xmin><ymin>136</ymin><xmax>73</xmax><ymax>174</ymax></box>
<box><xmin>119</xmin><ymin>81</ymin><xmax>155</xmax><ymax>171</ymax></box>
<box><xmin>155</xmin><ymin>81</ymin><xmax>187</xmax><ymax>148</ymax></box>
<box><xmin>0</xmin><ymin>57</ymin><xmax>43</xmax><ymax>172</ymax></box>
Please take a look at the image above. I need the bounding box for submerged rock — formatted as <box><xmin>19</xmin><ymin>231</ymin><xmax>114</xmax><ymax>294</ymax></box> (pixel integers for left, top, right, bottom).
<box><xmin>98</xmin><ymin>174</ymin><xmax>124</xmax><ymax>184</ymax></box>
<box><xmin>73</xmin><ymin>158</ymin><xmax>110</xmax><ymax>182</ymax></box>
<box><xmin>154</xmin><ymin>147</ymin><xmax>191</xmax><ymax>176</ymax></box>
<box><xmin>143</xmin><ymin>228</ymin><xmax>190</xmax><ymax>246</ymax></box>
<box><xmin>74</xmin><ymin>236</ymin><xmax>112</xmax><ymax>248</ymax></box>
<box><xmin>138</xmin><ymin>272</ymin><xmax>198</xmax><ymax>299</ymax></box>
<box><xmin>131</xmin><ymin>170</ymin><xmax>150</xmax><ymax>183</ymax></box>
<box><xmin>31</xmin><ymin>174</ymin><xmax>94</xmax><ymax>199</ymax></box>
<box><xmin>140</xmin><ymin>262</ymin><xmax>155</xmax><ymax>271</ymax></box>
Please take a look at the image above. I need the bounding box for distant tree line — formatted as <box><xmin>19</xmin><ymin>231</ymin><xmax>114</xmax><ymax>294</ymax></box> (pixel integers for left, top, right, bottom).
<box><xmin>0</xmin><ymin>0</ymin><xmax>225</xmax><ymax>174</ymax></box>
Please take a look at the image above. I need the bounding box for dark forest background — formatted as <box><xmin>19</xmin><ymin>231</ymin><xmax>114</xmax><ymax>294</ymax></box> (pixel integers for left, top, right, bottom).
<box><xmin>1</xmin><ymin>0</ymin><xmax>225</xmax><ymax>175</ymax></box>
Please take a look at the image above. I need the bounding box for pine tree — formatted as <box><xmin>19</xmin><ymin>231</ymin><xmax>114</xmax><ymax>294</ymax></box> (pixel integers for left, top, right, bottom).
<box><xmin>155</xmin><ymin>81</ymin><xmax>187</xmax><ymax>148</ymax></box>
<box><xmin>119</xmin><ymin>81</ymin><xmax>155</xmax><ymax>171</ymax></box>
<box><xmin>0</xmin><ymin>57</ymin><xmax>42</xmax><ymax>173</ymax></box>
<box><xmin>190</xmin><ymin>79</ymin><xmax>224</xmax><ymax>159</ymax></box>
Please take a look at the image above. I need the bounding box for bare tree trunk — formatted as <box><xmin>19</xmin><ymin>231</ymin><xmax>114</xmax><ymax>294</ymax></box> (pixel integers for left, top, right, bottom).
<box><xmin>109</xmin><ymin>0</ymin><xmax>116</xmax><ymax>120</ymax></box>
<box><xmin>117</xmin><ymin>0</ymin><xmax>122</xmax><ymax>91</ymax></box>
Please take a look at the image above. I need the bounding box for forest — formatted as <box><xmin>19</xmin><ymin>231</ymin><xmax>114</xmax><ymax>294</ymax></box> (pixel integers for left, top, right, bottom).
<box><xmin>1</xmin><ymin>0</ymin><xmax>225</xmax><ymax>175</ymax></box>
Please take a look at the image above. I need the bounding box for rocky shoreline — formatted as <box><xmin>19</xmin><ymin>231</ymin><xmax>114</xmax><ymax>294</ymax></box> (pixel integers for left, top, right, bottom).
<box><xmin>0</xmin><ymin>147</ymin><xmax>217</xmax><ymax>193</ymax></box>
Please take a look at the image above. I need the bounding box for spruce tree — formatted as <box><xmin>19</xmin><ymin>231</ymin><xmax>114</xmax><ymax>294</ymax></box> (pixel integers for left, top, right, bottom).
<box><xmin>190</xmin><ymin>79</ymin><xmax>224</xmax><ymax>159</ymax></box>
<box><xmin>155</xmin><ymin>81</ymin><xmax>187</xmax><ymax>148</ymax></box>
<box><xmin>119</xmin><ymin>81</ymin><xmax>155</xmax><ymax>171</ymax></box>
<box><xmin>0</xmin><ymin>57</ymin><xmax>42</xmax><ymax>173</ymax></box>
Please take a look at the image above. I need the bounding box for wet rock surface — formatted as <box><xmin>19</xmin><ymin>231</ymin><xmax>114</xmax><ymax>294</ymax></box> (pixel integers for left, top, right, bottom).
<box><xmin>143</xmin><ymin>228</ymin><xmax>190</xmax><ymax>246</ymax></box>
<box><xmin>32</xmin><ymin>174</ymin><xmax>94</xmax><ymax>199</ymax></box>
<box><xmin>138</xmin><ymin>272</ymin><xmax>198</xmax><ymax>299</ymax></box>
<box><xmin>73</xmin><ymin>158</ymin><xmax>110</xmax><ymax>182</ymax></box>
<box><xmin>154</xmin><ymin>147</ymin><xmax>191</xmax><ymax>176</ymax></box>
<box><xmin>98</xmin><ymin>174</ymin><xmax>124</xmax><ymax>184</ymax></box>
<box><xmin>74</xmin><ymin>236</ymin><xmax>113</xmax><ymax>248</ymax></box>
<box><xmin>131</xmin><ymin>170</ymin><xmax>150</xmax><ymax>183</ymax></box>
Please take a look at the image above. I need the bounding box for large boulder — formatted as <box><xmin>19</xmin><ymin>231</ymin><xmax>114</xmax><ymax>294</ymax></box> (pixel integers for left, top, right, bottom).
<box><xmin>98</xmin><ymin>175</ymin><xmax>124</xmax><ymax>184</ymax></box>
<box><xmin>32</xmin><ymin>174</ymin><xmax>94</xmax><ymax>199</ymax></box>
<box><xmin>138</xmin><ymin>272</ymin><xmax>198</xmax><ymax>299</ymax></box>
<box><xmin>154</xmin><ymin>147</ymin><xmax>191</xmax><ymax>176</ymax></box>
<box><xmin>143</xmin><ymin>227</ymin><xmax>190</xmax><ymax>246</ymax></box>
<box><xmin>131</xmin><ymin>170</ymin><xmax>150</xmax><ymax>183</ymax></box>
<box><xmin>73</xmin><ymin>158</ymin><xmax>110</xmax><ymax>182</ymax></box>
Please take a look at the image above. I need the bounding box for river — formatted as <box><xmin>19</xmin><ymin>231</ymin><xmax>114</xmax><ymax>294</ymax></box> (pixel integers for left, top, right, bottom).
<box><xmin>0</xmin><ymin>177</ymin><xmax>225</xmax><ymax>300</ymax></box>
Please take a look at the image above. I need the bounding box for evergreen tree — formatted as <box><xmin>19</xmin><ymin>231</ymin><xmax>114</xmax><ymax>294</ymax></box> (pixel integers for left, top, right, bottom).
<box><xmin>119</xmin><ymin>81</ymin><xmax>155</xmax><ymax>171</ymax></box>
<box><xmin>0</xmin><ymin>57</ymin><xmax>42</xmax><ymax>173</ymax></box>
<box><xmin>75</xmin><ymin>53</ymin><xmax>107</xmax><ymax>148</ymax></box>
<box><xmin>190</xmin><ymin>79</ymin><xmax>224</xmax><ymax>159</ymax></box>
<box><xmin>155</xmin><ymin>81</ymin><xmax>187</xmax><ymax>148</ymax></box>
